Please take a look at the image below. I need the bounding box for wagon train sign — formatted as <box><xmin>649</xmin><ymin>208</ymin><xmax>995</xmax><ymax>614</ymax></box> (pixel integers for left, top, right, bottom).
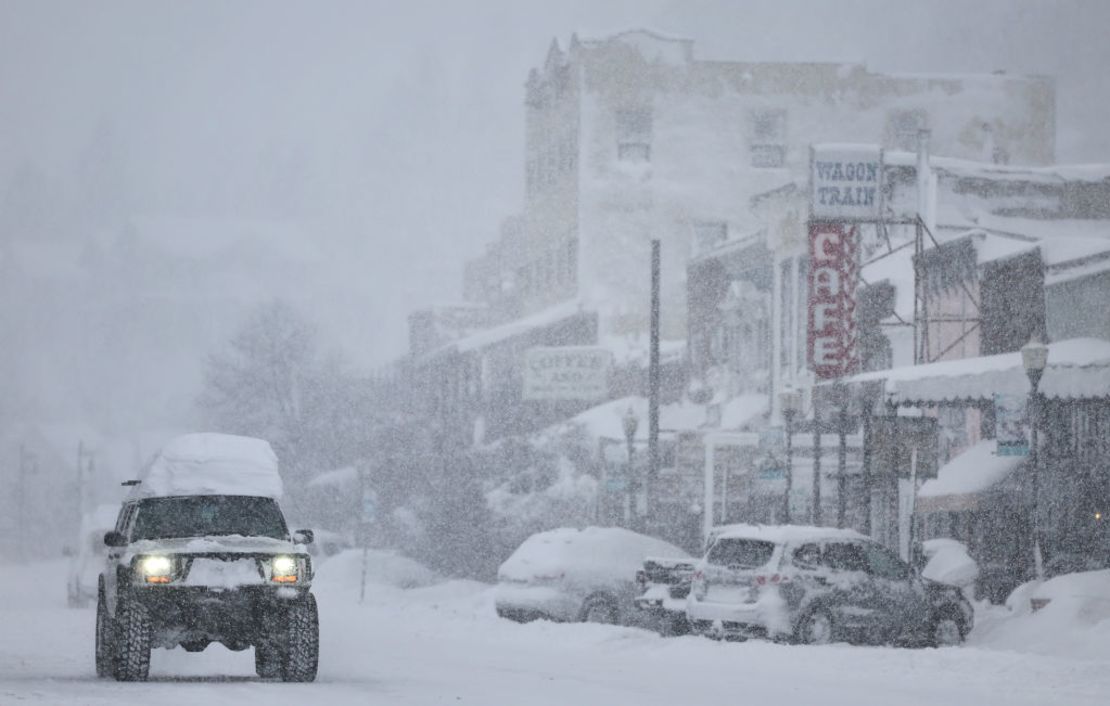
<box><xmin>810</xmin><ymin>144</ymin><xmax>883</xmax><ymax>222</ymax></box>
<box><xmin>522</xmin><ymin>346</ymin><xmax>612</xmax><ymax>401</ymax></box>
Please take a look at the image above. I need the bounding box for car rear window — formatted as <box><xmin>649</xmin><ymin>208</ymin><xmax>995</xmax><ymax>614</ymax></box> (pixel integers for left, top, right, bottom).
<box><xmin>707</xmin><ymin>538</ymin><xmax>775</xmax><ymax>568</ymax></box>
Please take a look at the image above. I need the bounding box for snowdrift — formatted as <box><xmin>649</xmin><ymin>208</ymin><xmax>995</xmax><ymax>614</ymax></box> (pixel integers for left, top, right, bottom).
<box><xmin>969</xmin><ymin>570</ymin><xmax>1110</xmax><ymax>659</ymax></box>
<box><xmin>316</xmin><ymin>548</ymin><xmax>442</xmax><ymax>590</ymax></box>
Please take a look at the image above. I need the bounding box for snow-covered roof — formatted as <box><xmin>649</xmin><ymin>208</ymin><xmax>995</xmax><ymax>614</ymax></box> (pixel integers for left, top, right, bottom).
<box><xmin>498</xmin><ymin>526</ymin><xmax>688</xmax><ymax>583</ymax></box>
<box><xmin>307</xmin><ymin>466</ymin><xmax>358</xmax><ymax>489</ymax></box>
<box><xmin>712</xmin><ymin>524</ymin><xmax>867</xmax><ymax>545</ymax></box>
<box><xmin>885</xmin><ymin>151</ymin><xmax>1110</xmax><ymax>185</ymax></box>
<box><xmin>918</xmin><ymin>440</ymin><xmax>1024</xmax><ymax>504</ymax></box>
<box><xmin>136</xmin><ymin>433</ymin><xmax>283</xmax><ymax>499</ymax></box>
<box><xmin>846</xmin><ymin>338</ymin><xmax>1110</xmax><ymax>403</ymax></box>
<box><xmin>426</xmin><ymin>299</ymin><xmax>590</xmax><ymax>359</ymax></box>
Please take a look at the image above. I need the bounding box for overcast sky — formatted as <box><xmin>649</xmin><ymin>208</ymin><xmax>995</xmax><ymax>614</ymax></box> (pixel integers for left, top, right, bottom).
<box><xmin>2</xmin><ymin>0</ymin><xmax>1107</xmax><ymax>366</ymax></box>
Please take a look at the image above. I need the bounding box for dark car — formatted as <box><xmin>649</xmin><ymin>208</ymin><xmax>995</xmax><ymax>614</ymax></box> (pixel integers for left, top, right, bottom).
<box><xmin>686</xmin><ymin>525</ymin><xmax>973</xmax><ymax>647</ymax></box>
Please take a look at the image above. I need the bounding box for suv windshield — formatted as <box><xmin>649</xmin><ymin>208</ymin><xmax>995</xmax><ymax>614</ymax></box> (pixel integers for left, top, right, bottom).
<box><xmin>707</xmin><ymin>538</ymin><xmax>775</xmax><ymax>568</ymax></box>
<box><xmin>131</xmin><ymin>496</ymin><xmax>288</xmax><ymax>541</ymax></box>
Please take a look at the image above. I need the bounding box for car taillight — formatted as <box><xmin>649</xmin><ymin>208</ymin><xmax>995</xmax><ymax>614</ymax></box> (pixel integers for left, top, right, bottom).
<box><xmin>755</xmin><ymin>574</ymin><xmax>788</xmax><ymax>586</ymax></box>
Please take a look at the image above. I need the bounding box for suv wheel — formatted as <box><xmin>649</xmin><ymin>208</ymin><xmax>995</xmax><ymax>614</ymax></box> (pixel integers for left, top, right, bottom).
<box><xmin>95</xmin><ymin>589</ymin><xmax>116</xmax><ymax>678</ymax></box>
<box><xmin>796</xmin><ymin>608</ymin><xmax>835</xmax><ymax>645</ymax></box>
<box><xmin>114</xmin><ymin>596</ymin><xmax>152</xmax><ymax>681</ymax></box>
<box><xmin>931</xmin><ymin>614</ymin><xmax>964</xmax><ymax>647</ymax></box>
<box><xmin>281</xmin><ymin>594</ymin><xmax>319</xmax><ymax>682</ymax></box>
<box><xmin>579</xmin><ymin>594</ymin><xmax>619</xmax><ymax>625</ymax></box>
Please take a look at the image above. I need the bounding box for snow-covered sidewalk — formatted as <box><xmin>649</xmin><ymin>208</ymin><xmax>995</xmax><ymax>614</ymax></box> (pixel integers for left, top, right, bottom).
<box><xmin>1</xmin><ymin>556</ymin><xmax>1108</xmax><ymax>705</ymax></box>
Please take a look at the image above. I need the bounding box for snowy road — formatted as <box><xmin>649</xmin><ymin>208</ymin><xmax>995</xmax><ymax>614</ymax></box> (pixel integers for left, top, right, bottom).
<box><xmin>2</xmin><ymin>558</ymin><xmax>1108</xmax><ymax>705</ymax></box>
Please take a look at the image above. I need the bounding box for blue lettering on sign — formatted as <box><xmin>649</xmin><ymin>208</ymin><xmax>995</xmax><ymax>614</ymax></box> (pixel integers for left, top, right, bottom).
<box><xmin>815</xmin><ymin>160</ymin><xmax>879</xmax><ymax>182</ymax></box>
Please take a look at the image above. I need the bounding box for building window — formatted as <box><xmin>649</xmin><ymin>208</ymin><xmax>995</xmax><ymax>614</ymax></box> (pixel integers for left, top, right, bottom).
<box><xmin>693</xmin><ymin>221</ymin><xmax>728</xmax><ymax>253</ymax></box>
<box><xmin>887</xmin><ymin>109</ymin><xmax>928</xmax><ymax>151</ymax></box>
<box><xmin>750</xmin><ymin>109</ymin><xmax>786</xmax><ymax>168</ymax></box>
<box><xmin>616</xmin><ymin>108</ymin><xmax>652</xmax><ymax>162</ymax></box>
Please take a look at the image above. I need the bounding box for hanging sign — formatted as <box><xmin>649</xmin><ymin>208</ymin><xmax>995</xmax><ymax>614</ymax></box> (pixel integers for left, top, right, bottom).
<box><xmin>810</xmin><ymin>144</ymin><xmax>883</xmax><ymax>222</ymax></box>
<box><xmin>995</xmin><ymin>394</ymin><xmax>1030</xmax><ymax>456</ymax></box>
<box><xmin>807</xmin><ymin>222</ymin><xmax>860</xmax><ymax>380</ymax></box>
<box><xmin>523</xmin><ymin>346</ymin><xmax>611</xmax><ymax>401</ymax></box>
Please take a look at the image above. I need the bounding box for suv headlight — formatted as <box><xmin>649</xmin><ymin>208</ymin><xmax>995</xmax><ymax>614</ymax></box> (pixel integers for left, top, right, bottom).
<box><xmin>270</xmin><ymin>555</ymin><xmax>300</xmax><ymax>584</ymax></box>
<box><xmin>137</xmin><ymin>555</ymin><xmax>175</xmax><ymax>584</ymax></box>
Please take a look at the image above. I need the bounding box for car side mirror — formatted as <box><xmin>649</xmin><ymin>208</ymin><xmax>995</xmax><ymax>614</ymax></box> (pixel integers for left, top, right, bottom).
<box><xmin>293</xmin><ymin>529</ymin><xmax>314</xmax><ymax>545</ymax></box>
<box><xmin>103</xmin><ymin>531</ymin><xmax>127</xmax><ymax>548</ymax></box>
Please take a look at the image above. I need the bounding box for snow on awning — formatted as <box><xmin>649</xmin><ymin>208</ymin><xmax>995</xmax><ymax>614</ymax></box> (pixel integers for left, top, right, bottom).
<box><xmin>844</xmin><ymin>338</ymin><xmax>1110</xmax><ymax>405</ymax></box>
<box><xmin>916</xmin><ymin>440</ymin><xmax>1024</xmax><ymax>512</ymax></box>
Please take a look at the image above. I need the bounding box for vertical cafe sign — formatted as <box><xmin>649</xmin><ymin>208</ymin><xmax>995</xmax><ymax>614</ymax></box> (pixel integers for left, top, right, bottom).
<box><xmin>806</xmin><ymin>144</ymin><xmax>879</xmax><ymax>380</ymax></box>
<box><xmin>807</xmin><ymin>223</ymin><xmax>860</xmax><ymax>379</ymax></box>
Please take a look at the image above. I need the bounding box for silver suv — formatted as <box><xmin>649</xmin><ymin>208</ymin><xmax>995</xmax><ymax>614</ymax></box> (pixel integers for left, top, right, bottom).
<box><xmin>96</xmin><ymin>493</ymin><xmax>318</xmax><ymax>681</ymax></box>
<box><xmin>686</xmin><ymin>525</ymin><xmax>972</xmax><ymax>646</ymax></box>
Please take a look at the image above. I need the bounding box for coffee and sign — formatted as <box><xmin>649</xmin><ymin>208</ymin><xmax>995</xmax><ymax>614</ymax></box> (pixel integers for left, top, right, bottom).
<box><xmin>522</xmin><ymin>346</ymin><xmax>611</xmax><ymax>401</ymax></box>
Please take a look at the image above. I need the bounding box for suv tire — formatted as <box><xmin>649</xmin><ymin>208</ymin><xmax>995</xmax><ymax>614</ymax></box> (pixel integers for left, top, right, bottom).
<box><xmin>579</xmin><ymin>594</ymin><xmax>619</xmax><ymax>624</ymax></box>
<box><xmin>281</xmin><ymin>594</ymin><xmax>319</xmax><ymax>682</ymax></box>
<box><xmin>114</xmin><ymin>596</ymin><xmax>152</xmax><ymax>681</ymax></box>
<box><xmin>95</xmin><ymin>588</ymin><xmax>116</xmax><ymax>678</ymax></box>
<box><xmin>796</xmin><ymin>607</ymin><xmax>836</xmax><ymax>645</ymax></box>
<box><xmin>930</xmin><ymin>612</ymin><xmax>965</xmax><ymax>647</ymax></box>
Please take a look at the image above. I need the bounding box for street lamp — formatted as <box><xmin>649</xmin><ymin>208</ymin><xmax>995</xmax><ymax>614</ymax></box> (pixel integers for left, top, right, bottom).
<box><xmin>779</xmin><ymin>386</ymin><xmax>803</xmax><ymax>524</ymax></box>
<box><xmin>1021</xmin><ymin>337</ymin><xmax>1048</xmax><ymax>580</ymax></box>
<box><xmin>622</xmin><ymin>406</ymin><xmax>639</xmax><ymax>528</ymax></box>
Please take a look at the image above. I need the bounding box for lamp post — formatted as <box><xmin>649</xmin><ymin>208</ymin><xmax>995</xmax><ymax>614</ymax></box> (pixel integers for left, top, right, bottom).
<box><xmin>779</xmin><ymin>387</ymin><xmax>803</xmax><ymax>524</ymax></box>
<box><xmin>622</xmin><ymin>405</ymin><xmax>639</xmax><ymax>529</ymax></box>
<box><xmin>1021</xmin><ymin>337</ymin><xmax>1048</xmax><ymax>580</ymax></box>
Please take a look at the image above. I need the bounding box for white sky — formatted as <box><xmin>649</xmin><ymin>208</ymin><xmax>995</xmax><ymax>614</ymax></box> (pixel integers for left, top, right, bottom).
<box><xmin>1</xmin><ymin>0</ymin><xmax>1107</xmax><ymax>366</ymax></box>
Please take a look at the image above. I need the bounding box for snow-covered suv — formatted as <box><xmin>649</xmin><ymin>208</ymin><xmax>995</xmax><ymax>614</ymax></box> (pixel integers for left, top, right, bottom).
<box><xmin>95</xmin><ymin>434</ymin><xmax>319</xmax><ymax>682</ymax></box>
<box><xmin>686</xmin><ymin>525</ymin><xmax>973</xmax><ymax>647</ymax></box>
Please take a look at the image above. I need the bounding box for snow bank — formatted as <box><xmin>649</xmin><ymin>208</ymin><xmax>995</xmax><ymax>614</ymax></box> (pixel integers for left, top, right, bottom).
<box><xmin>921</xmin><ymin>538</ymin><xmax>979</xmax><ymax>587</ymax></box>
<box><xmin>498</xmin><ymin>527</ymin><xmax>687</xmax><ymax>584</ymax></box>
<box><xmin>970</xmin><ymin>570</ymin><xmax>1110</xmax><ymax>659</ymax></box>
<box><xmin>315</xmin><ymin>548</ymin><xmax>442</xmax><ymax>590</ymax></box>
<box><xmin>137</xmin><ymin>433</ymin><xmax>282</xmax><ymax>499</ymax></box>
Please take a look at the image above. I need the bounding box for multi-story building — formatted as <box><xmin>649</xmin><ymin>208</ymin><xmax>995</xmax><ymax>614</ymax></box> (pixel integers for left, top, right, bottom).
<box><xmin>463</xmin><ymin>29</ymin><xmax>1055</xmax><ymax>352</ymax></box>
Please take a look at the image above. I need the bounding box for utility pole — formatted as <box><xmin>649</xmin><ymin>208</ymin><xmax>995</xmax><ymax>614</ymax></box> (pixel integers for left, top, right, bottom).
<box><xmin>812</xmin><ymin>421</ymin><xmax>822</xmax><ymax>526</ymax></box>
<box><xmin>837</xmin><ymin>404</ymin><xmax>849</xmax><ymax>529</ymax></box>
<box><xmin>647</xmin><ymin>239</ymin><xmax>661</xmax><ymax>531</ymax></box>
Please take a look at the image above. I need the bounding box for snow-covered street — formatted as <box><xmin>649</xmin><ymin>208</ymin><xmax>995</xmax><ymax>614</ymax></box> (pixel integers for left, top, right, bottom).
<box><xmin>2</xmin><ymin>557</ymin><xmax>1108</xmax><ymax>706</ymax></box>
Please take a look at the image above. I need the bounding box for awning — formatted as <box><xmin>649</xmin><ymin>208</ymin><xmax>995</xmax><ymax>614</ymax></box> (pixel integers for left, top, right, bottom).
<box><xmin>842</xmin><ymin>338</ymin><xmax>1110</xmax><ymax>405</ymax></box>
<box><xmin>916</xmin><ymin>440</ymin><xmax>1024</xmax><ymax>513</ymax></box>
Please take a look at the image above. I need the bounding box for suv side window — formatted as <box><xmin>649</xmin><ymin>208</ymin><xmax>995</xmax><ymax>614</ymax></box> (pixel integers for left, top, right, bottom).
<box><xmin>792</xmin><ymin>543</ymin><xmax>821</xmax><ymax>569</ymax></box>
<box><xmin>822</xmin><ymin>542</ymin><xmax>869</xmax><ymax>572</ymax></box>
<box><xmin>864</xmin><ymin>543</ymin><xmax>911</xmax><ymax>581</ymax></box>
<box><xmin>118</xmin><ymin>503</ymin><xmax>138</xmax><ymax>539</ymax></box>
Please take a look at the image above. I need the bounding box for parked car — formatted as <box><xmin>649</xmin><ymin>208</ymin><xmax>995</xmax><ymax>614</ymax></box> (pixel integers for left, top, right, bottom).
<box><xmin>633</xmin><ymin>524</ymin><xmax>745</xmax><ymax>634</ymax></box>
<box><xmin>67</xmin><ymin>504</ymin><xmax>123</xmax><ymax>608</ymax></box>
<box><xmin>496</xmin><ymin>526</ymin><xmax>687</xmax><ymax>625</ymax></box>
<box><xmin>1028</xmin><ymin>568</ymin><xmax>1110</xmax><ymax>614</ymax></box>
<box><xmin>686</xmin><ymin>524</ymin><xmax>973</xmax><ymax>646</ymax></box>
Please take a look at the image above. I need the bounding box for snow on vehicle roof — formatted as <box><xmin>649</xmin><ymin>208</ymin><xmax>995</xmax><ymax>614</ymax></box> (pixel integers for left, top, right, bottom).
<box><xmin>499</xmin><ymin>527</ymin><xmax>688</xmax><ymax>583</ymax></box>
<box><xmin>711</xmin><ymin>524</ymin><xmax>867</xmax><ymax>545</ymax></box>
<box><xmin>133</xmin><ymin>433</ymin><xmax>283</xmax><ymax>499</ymax></box>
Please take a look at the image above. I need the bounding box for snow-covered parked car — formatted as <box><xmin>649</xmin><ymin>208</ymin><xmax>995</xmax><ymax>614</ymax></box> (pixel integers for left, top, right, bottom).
<box><xmin>95</xmin><ymin>433</ymin><xmax>319</xmax><ymax>682</ymax></box>
<box><xmin>686</xmin><ymin>524</ymin><xmax>973</xmax><ymax>646</ymax></box>
<box><xmin>1028</xmin><ymin>568</ymin><xmax>1110</xmax><ymax>614</ymax></box>
<box><xmin>67</xmin><ymin>504</ymin><xmax>122</xmax><ymax>608</ymax></box>
<box><xmin>496</xmin><ymin>526</ymin><xmax>687</xmax><ymax>625</ymax></box>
